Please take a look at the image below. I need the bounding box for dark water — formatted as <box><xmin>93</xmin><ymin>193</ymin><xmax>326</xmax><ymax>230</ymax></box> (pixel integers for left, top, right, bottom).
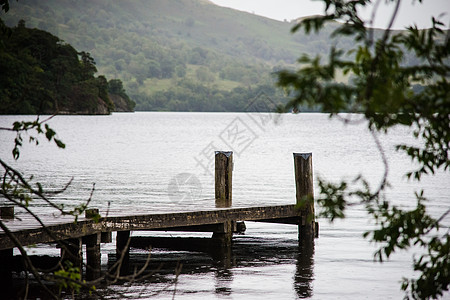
<box><xmin>1</xmin><ymin>112</ymin><xmax>448</xmax><ymax>299</ymax></box>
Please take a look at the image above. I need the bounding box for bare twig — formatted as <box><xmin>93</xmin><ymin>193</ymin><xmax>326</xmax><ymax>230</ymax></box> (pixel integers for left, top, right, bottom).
<box><xmin>0</xmin><ymin>115</ymin><xmax>56</xmax><ymax>132</ymax></box>
<box><xmin>370</xmin><ymin>129</ymin><xmax>389</xmax><ymax>195</ymax></box>
<box><xmin>367</xmin><ymin>0</ymin><xmax>382</xmax><ymax>46</ymax></box>
<box><xmin>365</xmin><ymin>0</ymin><xmax>401</xmax><ymax>101</ymax></box>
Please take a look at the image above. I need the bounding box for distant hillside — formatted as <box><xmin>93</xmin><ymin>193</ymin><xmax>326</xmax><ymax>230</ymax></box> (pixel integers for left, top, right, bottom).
<box><xmin>1</xmin><ymin>0</ymin><xmax>400</xmax><ymax>111</ymax></box>
<box><xmin>0</xmin><ymin>20</ymin><xmax>134</xmax><ymax>114</ymax></box>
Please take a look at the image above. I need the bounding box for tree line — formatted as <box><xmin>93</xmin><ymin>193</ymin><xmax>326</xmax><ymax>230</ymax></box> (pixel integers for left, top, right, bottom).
<box><xmin>0</xmin><ymin>20</ymin><xmax>134</xmax><ymax>114</ymax></box>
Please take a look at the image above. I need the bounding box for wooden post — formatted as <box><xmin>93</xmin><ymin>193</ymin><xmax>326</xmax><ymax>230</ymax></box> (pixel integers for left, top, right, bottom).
<box><xmin>0</xmin><ymin>248</ymin><xmax>13</xmax><ymax>293</ymax></box>
<box><xmin>101</xmin><ymin>231</ymin><xmax>112</xmax><ymax>243</ymax></box>
<box><xmin>116</xmin><ymin>231</ymin><xmax>130</xmax><ymax>275</ymax></box>
<box><xmin>212</xmin><ymin>220</ymin><xmax>233</xmax><ymax>247</ymax></box>
<box><xmin>211</xmin><ymin>220</ymin><xmax>233</xmax><ymax>267</ymax></box>
<box><xmin>84</xmin><ymin>233</ymin><xmax>101</xmax><ymax>281</ymax></box>
<box><xmin>85</xmin><ymin>208</ymin><xmax>99</xmax><ymax>219</ymax></box>
<box><xmin>215</xmin><ymin>151</ymin><xmax>233</xmax><ymax>208</ymax></box>
<box><xmin>61</xmin><ymin>238</ymin><xmax>82</xmax><ymax>271</ymax></box>
<box><xmin>293</xmin><ymin>153</ymin><xmax>315</xmax><ymax>240</ymax></box>
<box><xmin>0</xmin><ymin>206</ymin><xmax>14</xmax><ymax>219</ymax></box>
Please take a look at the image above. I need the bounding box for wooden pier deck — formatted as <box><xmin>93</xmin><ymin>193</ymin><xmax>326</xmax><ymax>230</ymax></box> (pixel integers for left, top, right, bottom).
<box><xmin>0</xmin><ymin>152</ymin><xmax>318</xmax><ymax>282</ymax></box>
<box><xmin>0</xmin><ymin>204</ymin><xmax>305</xmax><ymax>251</ymax></box>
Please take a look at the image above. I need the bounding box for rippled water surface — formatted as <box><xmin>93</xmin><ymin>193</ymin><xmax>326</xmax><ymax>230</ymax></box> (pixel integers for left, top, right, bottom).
<box><xmin>0</xmin><ymin>112</ymin><xmax>448</xmax><ymax>299</ymax></box>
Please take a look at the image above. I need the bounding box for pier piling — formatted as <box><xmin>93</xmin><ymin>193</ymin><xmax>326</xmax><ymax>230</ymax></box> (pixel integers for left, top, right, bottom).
<box><xmin>0</xmin><ymin>248</ymin><xmax>13</xmax><ymax>291</ymax></box>
<box><xmin>213</xmin><ymin>151</ymin><xmax>234</xmax><ymax>264</ymax></box>
<box><xmin>293</xmin><ymin>153</ymin><xmax>316</xmax><ymax>240</ymax></box>
<box><xmin>84</xmin><ymin>233</ymin><xmax>101</xmax><ymax>280</ymax></box>
<box><xmin>61</xmin><ymin>238</ymin><xmax>82</xmax><ymax>271</ymax></box>
<box><xmin>215</xmin><ymin>151</ymin><xmax>233</xmax><ymax>208</ymax></box>
<box><xmin>116</xmin><ymin>231</ymin><xmax>130</xmax><ymax>274</ymax></box>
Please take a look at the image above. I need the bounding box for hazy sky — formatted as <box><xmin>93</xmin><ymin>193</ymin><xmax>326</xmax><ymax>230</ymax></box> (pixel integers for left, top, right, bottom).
<box><xmin>210</xmin><ymin>0</ymin><xmax>450</xmax><ymax>29</ymax></box>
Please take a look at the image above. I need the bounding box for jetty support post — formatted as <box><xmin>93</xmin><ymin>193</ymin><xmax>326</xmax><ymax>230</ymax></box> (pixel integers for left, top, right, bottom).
<box><xmin>83</xmin><ymin>208</ymin><xmax>102</xmax><ymax>280</ymax></box>
<box><xmin>211</xmin><ymin>220</ymin><xmax>233</xmax><ymax>267</ymax></box>
<box><xmin>211</xmin><ymin>220</ymin><xmax>233</xmax><ymax>247</ymax></box>
<box><xmin>0</xmin><ymin>248</ymin><xmax>13</xmax><ymax>292</ymax></box>
<box><xmin>293</xmin><ymin>153</ymin><xmax>316</xmax><ymax>241</ymax></box>
<box><xmin>84</xmin><ymin>233</ymin><xmax>101</xmax><ymax>280</ymax></box>
<box><xmin>116</xmin><ymin>231</ymin><xmax>130</xmax><ymax>274</ymax></box>
<box><xmin>0</xmin><ymin>207</ymin><xmax>14</xmax><ymax>291</ymax></box>
<box><xmin>101</xmin><ymin>231</ymin><xmax>112</xmax><ymax>243</ymax></box>
<box><xmin>61</xmin><ymin>238</ymin><xmax>82</xmax><ymax>271</ymax></box>
<box><xmin>215</xmin><ymin>151</ymin><xmax>233</xmax><ymax>208</ymax></box>
<box><xmin>213</xmin><ymin>151</ymin><xmax>234</xmax><ymax>264</ymax></box>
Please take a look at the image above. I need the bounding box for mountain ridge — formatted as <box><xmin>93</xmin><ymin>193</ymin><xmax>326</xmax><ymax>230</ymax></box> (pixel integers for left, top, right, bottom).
<box><xmin>0</xmin><ymin>0</ymin><xmax>401</xmax><ymax>112</ymax></box>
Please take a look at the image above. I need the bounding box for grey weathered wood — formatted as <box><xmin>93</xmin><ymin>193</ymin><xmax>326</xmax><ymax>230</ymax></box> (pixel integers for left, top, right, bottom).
<box><xmin>0</xmin><ymin>206</ymin><xmax>14</xmax><ymax>219</ymax></box>
<box><xmin>293</xmin><ymin>153</ymin><xmax>315</xmax><ymax>239</ymax></box>
<box><xmin>0</xmin><ymin>205</ymin><xmax>304</xmax><ymax>250</ymax></box>
<box><xmin>215</xmin><ymin>151</ymin><xmax>233</xmax><ymax>208</ymax></box>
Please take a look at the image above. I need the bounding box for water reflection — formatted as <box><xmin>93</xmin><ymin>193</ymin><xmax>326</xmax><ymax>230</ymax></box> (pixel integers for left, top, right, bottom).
<box><xmin>214</xmin><ymin>267</ymin><xmax>233</xmax><ymax>297</ymax></box>
<box><xmin>294</xmin><ymin>240</ymin><xmax>315</xmax><ymax>298</ymax></box>
<box><xmin>112</xmin><ymin>233</ymin><xmax>315</xmax><ymax>298</ymax></box>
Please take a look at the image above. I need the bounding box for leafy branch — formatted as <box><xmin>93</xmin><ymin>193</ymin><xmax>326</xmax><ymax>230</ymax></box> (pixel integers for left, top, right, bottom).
<box><xmin>278</xmin><ymin>0</ymin><xmax>449</xmax><ymax>298</ymax></box>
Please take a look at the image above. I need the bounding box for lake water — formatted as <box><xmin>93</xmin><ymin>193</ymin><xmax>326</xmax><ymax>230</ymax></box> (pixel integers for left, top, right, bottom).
<box><xmin>0</xmin><ymin>112</ymin><xmax>448</xmax><ymax>299</ymax></box>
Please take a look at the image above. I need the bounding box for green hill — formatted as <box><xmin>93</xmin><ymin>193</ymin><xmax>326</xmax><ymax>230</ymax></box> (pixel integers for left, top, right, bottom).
<box><xmin>0</xmin><ymin>19</ymin><xmax>135</xmax><ymax>115</ymax></box>
<box><xmin>0</xmin><ymin>0</ymin><xmax>386</xmax><ymax>111</ymax></box>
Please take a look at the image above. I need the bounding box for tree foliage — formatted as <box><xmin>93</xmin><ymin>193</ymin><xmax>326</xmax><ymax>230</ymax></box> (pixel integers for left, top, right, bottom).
<box><xmin>0</xmin><ymin>20</ymin><xmax>116</xmax><ymax>114</ymax></box>
<box><xmin>0</xmin><ymin>0</ymin><xmax>364</xmax><ymax>111</ymax></box>
<box><xmin>133</xmin><ymin>79</ymin><xmax>289</xmax><ymax>112</ymax></box>
<box><xmin>108</xmin><ymin>78</ymin><xmax>136</xmax><ymax>111</ymax></box>
<box><xmin>0</xmin><ymin>3</ymin><xmax>144</xmax><ymax>298</ymax></box>
<box><xmin>278</xmin><ymin>1</ymin><xmax>449</xmax><ymax>298</ymax></box>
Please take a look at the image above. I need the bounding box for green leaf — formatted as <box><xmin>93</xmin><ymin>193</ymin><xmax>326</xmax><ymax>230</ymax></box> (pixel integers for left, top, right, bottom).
<box><xmin>54</xmin><ymin>138</ymin><xmax>66</xmax><ymax>149</ymax></box>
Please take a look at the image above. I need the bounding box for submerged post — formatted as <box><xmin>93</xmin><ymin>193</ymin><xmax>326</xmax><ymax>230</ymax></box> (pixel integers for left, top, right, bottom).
<box><xmin>215</xmin><ymin>151</ymin><xmax>233</xmax><ymax>208</ymax></box>
<box><xmin>293</xmin><ymin>153</ymin><xmax>315</xmax><ymax>240</ymax></box>
<box><xmin>0</xmin><ymin>248</ymin><xmax>13</xmax><ymax>293</ymax></box>
<box><xmin>116</xmin><ymin>231</ymin><xmax>130</xmax><ymax>275</ymax></box>
<box><xmin>84</xmin><ymin>233</ymin><xmax>101</xmax><ymax>280</ymax></box>
<box><xmin>213</xmin><ymin>151</ymin><xmax>233</xmax><ymax>263</ymax></box>
<box><xmin>61</xmin><ymin>238</ymin><xmax>82</xmax><ymax>271</ymax></box>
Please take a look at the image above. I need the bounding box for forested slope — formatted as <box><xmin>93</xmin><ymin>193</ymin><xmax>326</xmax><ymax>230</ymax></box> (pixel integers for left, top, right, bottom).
<box><xmin>0</xmin><ymin>20</ymin><xmax>134</xmax><ymax>114</ymax></box>
<box><xmin>1</xmin><ymin>0</ymin><xmax>401</xmax><ymax>111</ymax></box>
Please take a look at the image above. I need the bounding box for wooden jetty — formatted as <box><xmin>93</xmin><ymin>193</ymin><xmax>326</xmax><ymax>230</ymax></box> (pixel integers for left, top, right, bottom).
<box><xmin>0</xmin><ymin>152</ymin><xmax>318</xmax><ymax>281</ymax></box>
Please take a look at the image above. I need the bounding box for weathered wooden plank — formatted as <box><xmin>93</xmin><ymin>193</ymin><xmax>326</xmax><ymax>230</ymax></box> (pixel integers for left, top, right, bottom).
<box><xmin>0</xmin><ymin>220</ymin><xmax>102</xmax><ymax>250</ymax></box>
<box><xmin>0</xmin><ymin>205</ymin><xmax>301</xmax><ymax>250</ymax></box>
<box><xmin>215</xmin><ymin>151</ymin><xmax>233</xmax><ymax>208</ymax></box>
<box><xmin>102</xmin><ymin>205</ymin><xmax>300</xmax><ymax>231</ymax></box>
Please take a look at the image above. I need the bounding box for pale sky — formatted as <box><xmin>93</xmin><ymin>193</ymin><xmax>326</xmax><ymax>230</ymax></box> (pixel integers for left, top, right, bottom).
<box><xmin>210</xmin><ymin>0</ymin><xmax>450</xmax><ymax>29</ymax></box>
